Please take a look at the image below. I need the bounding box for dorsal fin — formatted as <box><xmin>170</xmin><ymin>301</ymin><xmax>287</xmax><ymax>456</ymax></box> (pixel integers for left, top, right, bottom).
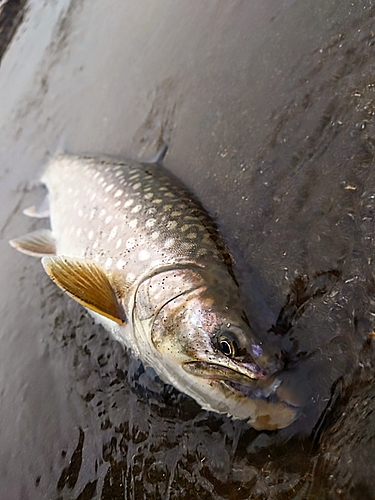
<box><xmin>42</xmin><ymin>256</ymin><xmax>127</xmax><ymax>325</ymax></box>
<box><xmin>23</xmin><ymin>195</ymin><xmax>50</xmax><ymax>218</ymax></box>
<box><xmin>9</xmin><ymin>229</ymin><xmax>56</xmax><ymax>257</ymax></box>
<box><xmin>146</xmin><ymin>143</ymin><xmax>168</xmax><ymax>165</ymax></box>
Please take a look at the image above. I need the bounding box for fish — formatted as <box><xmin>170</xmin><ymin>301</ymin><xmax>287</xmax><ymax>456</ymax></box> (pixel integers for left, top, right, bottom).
<box><xmin>9</xmin><ymin>151</ymin><xmax>299</xmax><ymax>430</ymax></box>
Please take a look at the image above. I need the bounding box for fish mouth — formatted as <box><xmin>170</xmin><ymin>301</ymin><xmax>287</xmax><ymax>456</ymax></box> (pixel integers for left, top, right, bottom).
<box><xmin>183</xmin><ymin>361</ymin><xmax>300</xmax><ymax>409</ymax></box>
<box><xmin>224</xmin><ymin>378</ymin><xmax>281</xmax><ymax>401</ymax></box>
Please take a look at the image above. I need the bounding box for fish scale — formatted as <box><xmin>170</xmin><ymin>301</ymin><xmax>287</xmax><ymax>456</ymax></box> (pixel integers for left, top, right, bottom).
<box><xmin>45</xmin><ymin>155</ymin><xmax>226</xmax><ymax>277</ymax></box>
<box><xmin>9</xmin><ymin>153</ymin><xmax>300</xmax><ymax>431</ymax></box>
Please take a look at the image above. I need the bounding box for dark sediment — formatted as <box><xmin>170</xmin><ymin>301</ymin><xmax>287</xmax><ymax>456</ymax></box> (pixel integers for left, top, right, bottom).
<box><xmin>0</xmin><ymin>0</ymin><xmax>27</xmax><ymax>64</ymax></box>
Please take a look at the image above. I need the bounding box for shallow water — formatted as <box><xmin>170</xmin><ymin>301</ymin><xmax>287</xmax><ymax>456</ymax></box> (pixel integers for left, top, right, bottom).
<box><xmin>1</xmin><ymin>1</ymin><xmax>375</xmax><ymax>498</ymax></box>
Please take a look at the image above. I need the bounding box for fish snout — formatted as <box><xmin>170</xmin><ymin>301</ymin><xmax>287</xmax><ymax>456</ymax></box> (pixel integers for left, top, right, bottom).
<box><xmin>249</xmin><ymin>344</ymin><xmax>284</xmax><ymax>378</ymax></box>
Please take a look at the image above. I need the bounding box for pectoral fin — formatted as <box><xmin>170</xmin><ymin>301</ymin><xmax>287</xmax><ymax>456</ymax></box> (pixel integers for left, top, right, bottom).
<box><xmin>42</xmin><ymin>256</ymin><xmax>126</xmax><ymax>325</ymax></box>
<box><xmin>9</xmin><ymin>229</ymin><xmax>56</xmax><ymax>257</ymax></box>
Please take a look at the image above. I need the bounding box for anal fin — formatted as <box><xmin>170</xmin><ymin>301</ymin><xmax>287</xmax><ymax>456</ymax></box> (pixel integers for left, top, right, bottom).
<box><xmin>42</xmin><ymin>256</ymin><xmax>127</xmax><ymax>325</ymax></box>
<box><xmin>9</xmin><ymin>229</ymin><xmax>56</xmax><ymax>257</ymax></box>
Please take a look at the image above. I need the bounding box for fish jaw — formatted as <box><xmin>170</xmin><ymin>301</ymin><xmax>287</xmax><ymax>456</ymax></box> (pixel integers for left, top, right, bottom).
<box><xmin>182</xmin><ymin>362</ymin><xmax>299</xmax><ymax>430</ymax></box>
<box><xmin>133</xmin><ymin>269</ymin><xmax>299</xmax><ymax>430</ymax></box>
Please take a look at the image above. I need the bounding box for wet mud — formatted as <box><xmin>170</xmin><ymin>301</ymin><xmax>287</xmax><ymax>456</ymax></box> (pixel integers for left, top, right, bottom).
<box><xmin>1</xmin><ymin>1</ymin><xmax>375</xmax><ymax>499</ymax></box>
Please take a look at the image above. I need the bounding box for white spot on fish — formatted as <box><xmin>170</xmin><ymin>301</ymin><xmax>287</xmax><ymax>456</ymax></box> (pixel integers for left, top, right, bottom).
<box><xmin>197</xmin><ymin>248</ymin><xmax>208</xmax><ymax>257</ymax></box>
<box><xmin>131</xmin><ymin>204</ymin><xmax>142</xmax><ymax>214</ymax></box>
<box><xmin>126</xmin><ymin>237</ymin><xmax>136</xmax><ymax>249</ymax></box>
<box><xmin>99</xmin><ymin>209</ymin><xmax>106</xmax><ymax>217</ymax></box>
<box><xmin>105</xmin><ymin>257</ymin><xmax>113</xmax><ymax>268</ymax></box>
<box><xmin>115</xmin><ymin>200</ymin><xmax>121</xmax><ymax>207</ymax></box>
<box><xmin>132</xmin><ymin>182</ymin><xmax>141</xmax><ymax>190</ymax></box>
<box><xmin>129</xmin><ymin>219</ymin><xmax>138</xmax><ymax>229</ymax></box>
<box><xmin>171</xmin><ymin>211</ymin><xmax>182</xmax><ymax>217</ymax></box>
<box><xmin>88</xmin><ymin>230</ymin><xmax>94</xmax><ymax>240</ymax></box>
<box><xmin>145</xmin><ymin>218</ymin><xmax>156</xmax><ymax>228</ymax></box>
<box><xmin>138</xmin><ymin>250</ymin><xmax>150</xmax><ymax>261</ymax></box>
<box><xmin>93</xmin><ymin>240</ymin><xmax>99</xmax><ymax>249</ymax></box>
<box><xmin>116</xmin><ymin>238</ymin><xmax>122</xmax><ymax>249</ymax></box>
<box><xmin>144</xmin><ymin>193</ymin><xmax>153</xmax><ymax>200</ymax></box>
<box><xmin>108</xmin><ymin>226</ymin><xmax>118</xmax><ymax>242</ymax></box>
<box><xmin>151</xmin><ymin>231</ymin><xmax>160</xmax><ymax>240</ymax></box>
<box><xmin>187</xmin><ymin>233</ymin><xmax>196</xmax><ymax>239</ymax></box>
<box><xmin>152</xmin><ymin>199</ymin><xmax>163</xmax><ymax>204</ymax></box>
<box><xmin>124</xmin><ymin>199</ymin><xmax>134</xmax><ymax>208</ymax></box>
<box><xmin>167</xmin><ymin>220</ymin><xmax>177</xmax><ymax>230</ymax></box>
<box><xmin>181</xmin><ymin>224</ymin><xmax>190</xmax><ymax>232</ymax></box>
<box><xmin>105</xmin><ymin>215</ymin><xmax>113</xmax><ymax>224</ymax></box>
<box><xmin>114</xmin><ymin>189</ymin><xmax>123</xmax><ymax>197</ymax></box>
<box><xmin>90</xmin><ymin>192</ymin><xmax>96</xmax><ymax>202</ymax></box>
<box><xmin>116</xmin><ymin>259</ymin><xmax>126</xmax><ymax>269</ymax></box>
<box><xmin>127</xmin><ymin>272</ymin><xmax>135</xmax><ymax>281</ymax></box>
<box><xmin>105</xmin><ymin>184</ymin><xmax>114</xmax><ymax>193</ymax></box>
<box><xmin>78</xmin><ymin>209</ymin><xmax>83</xmax><ymax>217</ymax></box>
<box><xmin>164</xmin><ymin>238</ymin><xmax>175</xmax><ymax>249</ymax></box>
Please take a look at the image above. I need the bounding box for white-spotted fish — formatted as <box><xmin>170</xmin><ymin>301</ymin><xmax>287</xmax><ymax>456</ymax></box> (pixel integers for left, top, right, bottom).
<box><xmin>10</xmin><ymin>152</ymin><xmax>298</xmax><ymax>430</ymax></box>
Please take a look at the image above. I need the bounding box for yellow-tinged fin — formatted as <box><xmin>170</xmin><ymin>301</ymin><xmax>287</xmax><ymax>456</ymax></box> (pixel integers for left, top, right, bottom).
<box><xmin>42</xmin><ymin>256</ymin><xmax>127</xmax><ymax>325</ymax></box>
<box><xmin>9</xmin><ymin>229</ymin><xmax>56</xmax><ymax>257</ymax></box>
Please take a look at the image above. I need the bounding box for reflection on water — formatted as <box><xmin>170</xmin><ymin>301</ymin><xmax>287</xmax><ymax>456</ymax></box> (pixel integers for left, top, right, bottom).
<box><xmin>0</xmin><ymin>0</ymin><xmax>375</xmax><ymax>499</ymax></box>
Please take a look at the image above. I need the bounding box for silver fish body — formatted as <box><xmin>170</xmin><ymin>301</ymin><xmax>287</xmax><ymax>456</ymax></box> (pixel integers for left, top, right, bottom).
<box><xmin>10</xmin><ymin>154</ymin><xmax>299</xmax><ymax>430</ymax></box>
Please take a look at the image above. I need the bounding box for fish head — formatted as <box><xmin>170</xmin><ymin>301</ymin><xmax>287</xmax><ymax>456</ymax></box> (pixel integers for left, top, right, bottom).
<box><xmin>138</xmin><ymin>267</ymin><xmax>300</xmax><ymax>430</ymax></box>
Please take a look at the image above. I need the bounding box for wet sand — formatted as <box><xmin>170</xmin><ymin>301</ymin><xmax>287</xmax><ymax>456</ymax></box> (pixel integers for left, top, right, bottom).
<box><xmin>1</xmin><ymin>1</ymin><xmax>375</xmax><ymax>498</ymax></box>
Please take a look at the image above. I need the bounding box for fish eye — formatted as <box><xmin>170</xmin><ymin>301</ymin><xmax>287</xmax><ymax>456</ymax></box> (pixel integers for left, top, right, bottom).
<box><xmin>218</xmin><ymin>335</ymin><xmax>238</xmax><ymax>358</ymax></box>
<box><xmin>216</xmin><ymin>326</ymin><xmax>248</xmax><ymax>359</ymax></box>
